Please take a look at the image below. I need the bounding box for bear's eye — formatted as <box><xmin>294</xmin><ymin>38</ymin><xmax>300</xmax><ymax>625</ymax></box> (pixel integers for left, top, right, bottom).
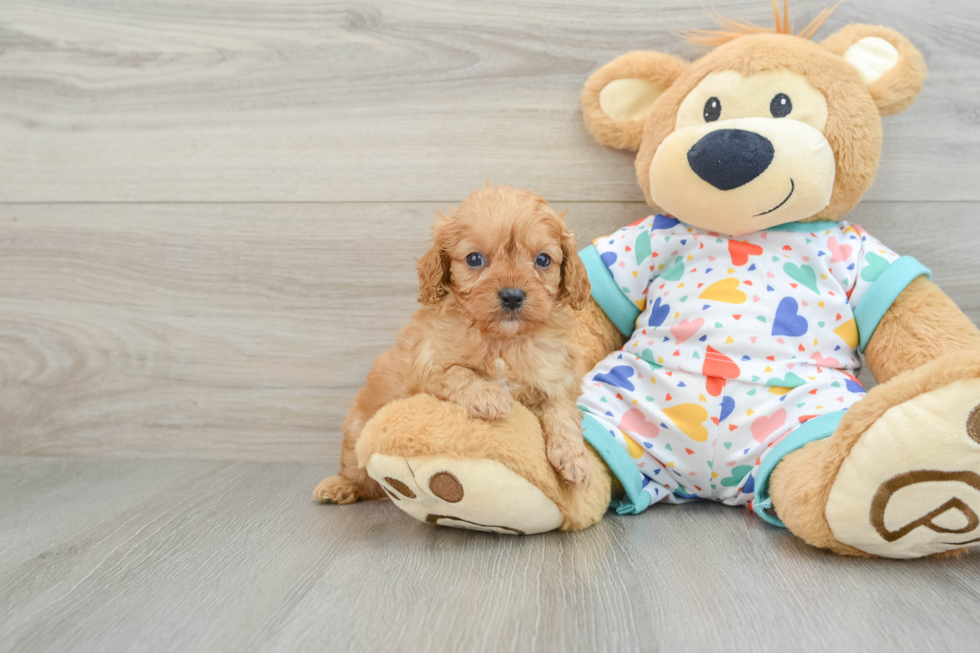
<box><xmin>770</xmin><ymin>93</ymin><xmax>792</xmax><ymax>118</ymax></box>
<box><xmin>465</xmin><ymin>252</ymin><xmax>485</xmax><ymax>268</ymax></box>
<box><xmin>703</xmin><ymin>97</ymin><xmax>722</xmax><ymax>122</ymax></box>
<box><xmin>535</xmin><ymin>253</ymin><xmax>551</xmax><ymax>268</ymax></box>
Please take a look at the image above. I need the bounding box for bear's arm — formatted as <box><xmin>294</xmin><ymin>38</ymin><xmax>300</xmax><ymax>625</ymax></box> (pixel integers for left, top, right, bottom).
<box><xmin>864</xmin><ymin>276</ymin><xmax>980</xmax><ymax>383</ymax></box>
<box><xmin>569</xmin><ymin>297</ymin><xmax>628</xmax><ymax>377</ymax></box>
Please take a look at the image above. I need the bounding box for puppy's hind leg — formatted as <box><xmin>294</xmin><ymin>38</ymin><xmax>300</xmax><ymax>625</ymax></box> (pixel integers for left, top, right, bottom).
<box><xmin>313</xmin><ymin>474</ymin><xmax>384</xmax><ymax>504</ymax></box>
<box><xmin>314</xmin><ymin>354</ymin><xmax>402</xmax><ymax>504</ymax></box>
<box><xmin>314</xmin><ymin>412</ymin><xmax>387</xmax><ymax>504</ymax></box>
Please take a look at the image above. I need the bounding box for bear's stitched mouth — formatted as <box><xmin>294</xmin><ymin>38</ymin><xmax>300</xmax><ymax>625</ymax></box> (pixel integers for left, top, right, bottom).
<box><xmin>754</xmin><ymin>178</ymin><xmax>795</xmax><ymax>216</ymax></box>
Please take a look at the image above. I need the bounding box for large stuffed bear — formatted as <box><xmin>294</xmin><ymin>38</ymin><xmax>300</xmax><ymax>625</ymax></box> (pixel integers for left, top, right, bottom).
<box><xmin>335</xmin><ymin>5</ymin><xmax>980</xmax><ymax>558</ymax></box>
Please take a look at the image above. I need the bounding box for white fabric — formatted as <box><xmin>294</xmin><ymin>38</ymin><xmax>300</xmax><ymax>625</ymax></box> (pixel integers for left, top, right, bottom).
<box><xmin>579</xmin><ymin>216</ymin><xmax>902</xmax><ymax>508</ymax></box>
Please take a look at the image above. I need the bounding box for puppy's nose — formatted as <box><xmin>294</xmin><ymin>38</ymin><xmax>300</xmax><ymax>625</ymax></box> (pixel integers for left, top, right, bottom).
<box><xmin>498</xmin><ymin>287</ymin><xmax>526</xmax><ymax>310</ymax></box>
<box><xmin>687</xmin><ymin>129</ymin><xmax>774</xmax><ymax>190</ymax></box>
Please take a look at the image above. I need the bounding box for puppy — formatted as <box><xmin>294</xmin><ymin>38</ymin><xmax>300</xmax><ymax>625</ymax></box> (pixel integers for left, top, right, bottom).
<box><xmin>314</xmin><ymin>185</ymin><xmax>593</xmax><ymax>504</ymax></box>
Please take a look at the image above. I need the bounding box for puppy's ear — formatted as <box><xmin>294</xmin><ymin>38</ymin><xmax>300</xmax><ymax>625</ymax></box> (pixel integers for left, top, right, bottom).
<box><xmin>417</xmin><ymin>213</ymin><xmax>452</xmax><ymax>305</ymax></box>
<box><xmin>556</xmin><ymin>213</ymin><xmax>590</xmax><ymax>310</ymax></box>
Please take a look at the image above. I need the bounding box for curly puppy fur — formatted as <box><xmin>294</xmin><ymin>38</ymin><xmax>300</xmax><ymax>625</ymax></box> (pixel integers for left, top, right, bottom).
<box><xmin>314</xmin><ymin>186</ymin><xmax>593</xmax><ymax>504</ymax></box>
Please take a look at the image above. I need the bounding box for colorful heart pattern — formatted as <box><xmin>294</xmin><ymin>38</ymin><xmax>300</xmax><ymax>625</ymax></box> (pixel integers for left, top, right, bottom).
<box><xmin>592</xmin><ymin>365</ymin><xmax>635</xmax><ymax>391</ymax></box>
<box><xmin>771</xmin><ymin>297</ymin><xmax>808</xmax><ymax>337</ymax></box>
<box><xmin>647</xmin><ymin>297</ymin><xmax>670</xmax><ymax>327</ymax></box>
<box><xmin>783</xmin><ymin>262</ymin><xmax>819</xmax><ymax>294</ymax></box>
<box><xmin>579</xmin><ymin>215</ymin><xmax>906</xmax><ymax>511</ymax></box>
<box><xmin>670</xmin><ymin>318</ymin><xmax>704</xmax><ymax>344</ymax></box>
<box><xmin>663</xmin><ymin>403</ymin><xmax>710</xmax><ymax>442</ymax></box>
<box><xmin>728</xmin><ymin>240</ymin><xmax>764</xmax><ymax>266</ymax></box>
<box><xmin>619</xmin><ymin>407</ymin><xmax>660</xmax><ymax>440</ymax></box>
<box><xmin>581</xmin><ymin>361</ymin><xmax>867</xmax><ymax>509</ymax></box>
<box><xmin>826</xmin><ymin>236</ymin><xmax>852</xmax><ymax>263</ymax></box>
<box><xmin>699</xmin><ymin>278</ymin><xmax>747</xmax><ymax>304</ymax></box>
<box><xmin>750</xmin><ymin>409</ymin><xmax>787</xmax><ymax>443</ymax></box>
<box><xmin>861</xmin><ymin>252</ymin><xmax>890</xmax><ymax>282</ymax></box>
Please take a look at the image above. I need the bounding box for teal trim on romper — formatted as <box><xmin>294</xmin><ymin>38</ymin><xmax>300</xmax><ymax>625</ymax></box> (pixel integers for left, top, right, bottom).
<box><xmin>853</xmin><ymin>256</ymin><xmax>931</xmax><ymax>352</ymax></box>
<box><xmin>581</xmin><ymin>413</ymin><xmax>652</xmax><ymax>515</ymax></box>
<box><xmin>580</xmin><ymin>230</ymin><xmax>929</xmax><ymax>525</ymax></box>
<box><xmin>766</xmin><ymin>220</ymin><xmax>842</xmax><ymax>232</ymax></box>
<box><xmin>579</xmin><ymin>244</ymin><xmax>640</xmax><ymax>337</ymax></box>
<box><xmin>752</xmin><ymin>411</ymin><xmax>846</xmax><ymax>528</ymax></box>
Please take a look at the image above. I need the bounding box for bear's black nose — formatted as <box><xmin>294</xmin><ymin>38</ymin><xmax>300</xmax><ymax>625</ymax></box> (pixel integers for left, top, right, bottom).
<box><xmin>687</xmin><ymin>129</ymin><xmax>775</xmax><ymax>191</ymax></box>
<box><xmin>498</xmin><ymin>288</ymin><xmax>526</xmax><ymax>310</ymax></box>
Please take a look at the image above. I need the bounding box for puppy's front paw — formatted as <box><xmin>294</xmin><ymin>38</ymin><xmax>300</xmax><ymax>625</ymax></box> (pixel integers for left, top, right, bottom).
<box><xmin>313</xmin><ymin>475</ymin><xmax>361</xmax><ymax>504</ymax></box>
<box><xmin>457</xmin><ymin>382</ymin><xmax>513</xmax><ymax>421</ymax></box>
<box><xmin>546</xmin><ymin>436</ymin><xmax>593</xmax><ymax>488</ymax></box>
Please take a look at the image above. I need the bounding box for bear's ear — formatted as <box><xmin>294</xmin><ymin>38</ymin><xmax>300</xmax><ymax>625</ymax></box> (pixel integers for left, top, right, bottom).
<box><xmin>821</xmin><ymin>24</ymin><xmax>927</xmax><ymax>116</ymax></box>
<box><xmin>582</xmin><ymin>51</ymin><xmax>688</xmax><ymax>151</ymax></box>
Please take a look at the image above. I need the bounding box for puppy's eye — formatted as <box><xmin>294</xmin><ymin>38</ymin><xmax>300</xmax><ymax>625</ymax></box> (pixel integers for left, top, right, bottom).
<box><xmin>465</xmin><ymin>252</ymin><xmax>485</xmax><ymax>268</ymax></box>
<box><xmin>535</xmin><ymin>253</ymin><xmax>552</xmax><ymax>268</ymax></box>
<box><xmin>703</xmin><ymin>97</ymin><xmax>721</xmax><ymax>122</ymax></box>
<box><xmin>770</xmin><ymin>93</ymin><xmax>792</xmax><ymax>118</ymax></box>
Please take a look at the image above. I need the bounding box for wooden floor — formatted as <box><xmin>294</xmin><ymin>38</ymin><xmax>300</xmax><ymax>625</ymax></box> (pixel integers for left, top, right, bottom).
<box><xmin>2</xmin><ymin>1</ymin><xmax>980</xmax><ymax>651</ymax></box>
<box><xmin>3</xmin><ymin>456</ymin><xmax>980</xmax><ymax>653</ymax></box>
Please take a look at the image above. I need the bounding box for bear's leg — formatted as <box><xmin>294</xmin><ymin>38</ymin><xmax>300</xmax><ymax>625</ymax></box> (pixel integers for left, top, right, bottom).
<box><xmin>765</xmin><ymin>352</ymin><xmax>980</xmax><ymax>558</ymax></box>
<box><xmin>354</xmin><ymin>394</ymin><xmax>614</xmax><ymax>533</ymax></box>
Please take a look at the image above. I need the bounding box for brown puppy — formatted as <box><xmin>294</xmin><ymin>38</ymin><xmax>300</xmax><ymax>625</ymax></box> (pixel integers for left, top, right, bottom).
<box><xmin>314</xmin><ymin>186</ymin><xmax>593</xmax><ymax>504</ymax></box>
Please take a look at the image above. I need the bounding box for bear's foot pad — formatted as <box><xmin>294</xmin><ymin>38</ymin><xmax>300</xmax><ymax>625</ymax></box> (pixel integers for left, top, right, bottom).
<box><xmin>366</xmin><ymin>454</ymin><xmax>563</xmax><ymax>535</ymax></box>
<box><xmin>827</xmin><ymin>378</ymin><xmax>980</xmax><ymax>558</ymax></box>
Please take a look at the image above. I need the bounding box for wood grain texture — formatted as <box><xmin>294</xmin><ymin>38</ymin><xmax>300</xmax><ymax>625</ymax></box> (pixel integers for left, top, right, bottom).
<box><xmin>1</xmin><ymin>0</ymin><xmax>978</xmax><ymax>202</ymax></box>
<box><xmin>2</xmin><ymin>3</ymin><xmax>980</xmax><ymax>650</ymax></box>
<box><xmin>2</xmin><ymin>201</ymin><xmax>979</xmax><ymax>462</ymax></box>
<box><xmin>1</xmin><ymin>456</ymin><xmax>979</xmax><ymax>653</ymax></box>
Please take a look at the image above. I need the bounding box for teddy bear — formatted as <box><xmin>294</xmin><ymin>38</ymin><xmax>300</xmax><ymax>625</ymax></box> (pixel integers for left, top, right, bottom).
<box><xmin>340</xmin><ymin>4</ymin><xmax>980</xmax><ymax>558</ymax></box>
